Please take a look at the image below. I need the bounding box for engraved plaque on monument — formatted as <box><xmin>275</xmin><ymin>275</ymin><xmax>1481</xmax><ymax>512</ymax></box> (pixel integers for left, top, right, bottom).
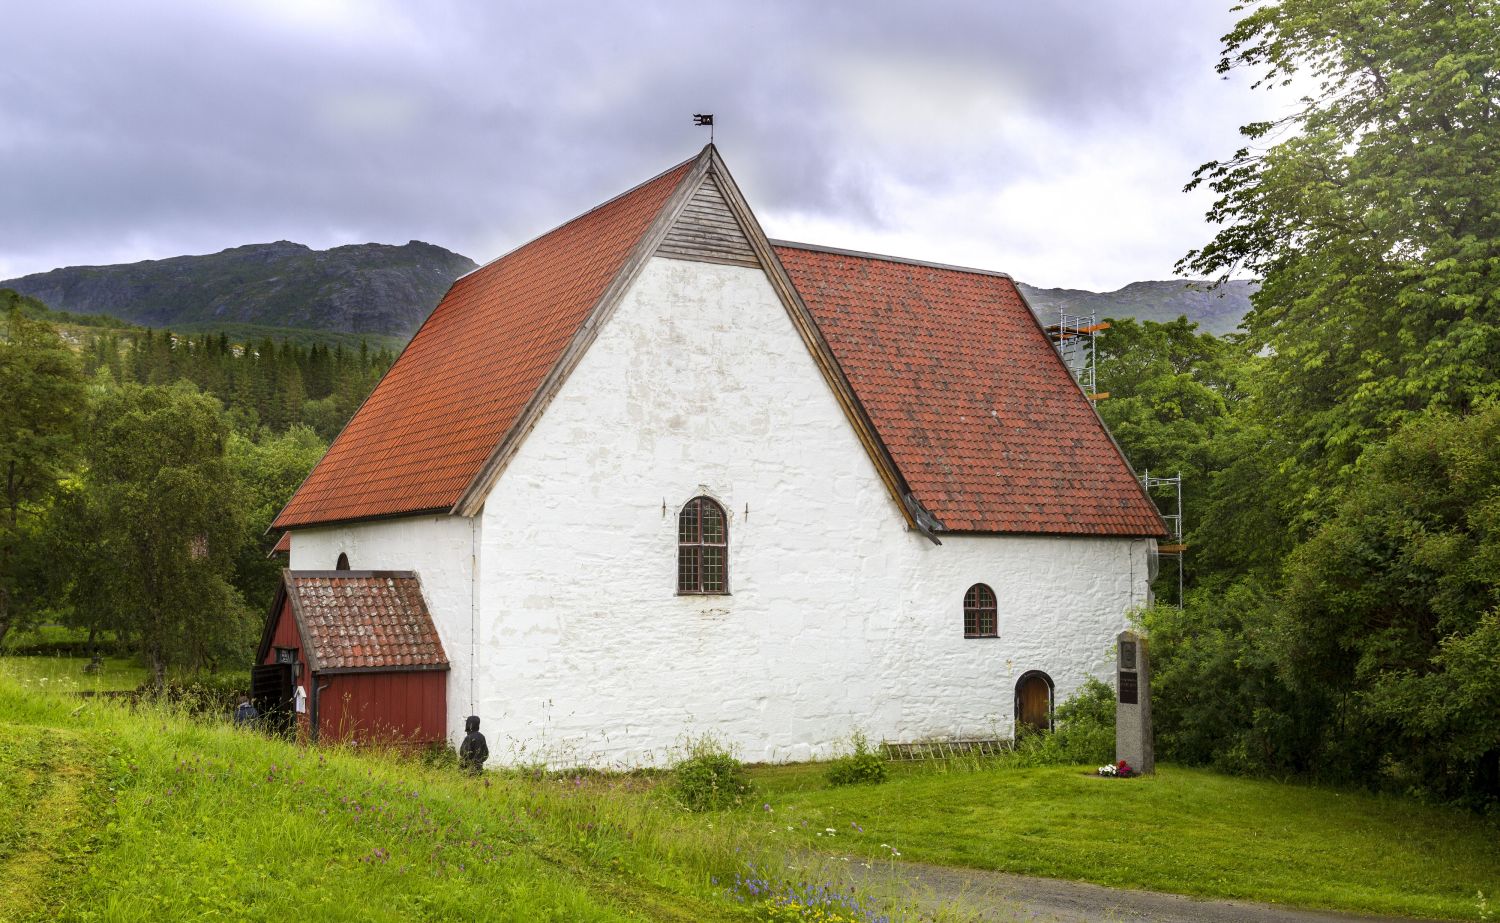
<box><xmin>1115</xmin><ymin>630</ymin><xmax>1154</xmax><ymax>774</ymax></box>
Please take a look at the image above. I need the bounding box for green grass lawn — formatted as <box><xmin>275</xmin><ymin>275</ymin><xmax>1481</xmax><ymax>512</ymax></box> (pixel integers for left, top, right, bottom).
<box><xmin>2</xmin><ymin>669</ymin><xmax>1495</xmax><ymax>922</ymax></box>
<box><xmin>746</xmin><ymin>760</ymin><xmax>1500</xmax><ymax>920</ymax></box>
<box><xmin>0</xmin><ymin>655</ymin><xmax>147</xmax><ymax>693</ymax></box>
<box><xmin>0</xmin><ymin>677</ymin><xmax>906</xmax><ymax>923</ymax></box>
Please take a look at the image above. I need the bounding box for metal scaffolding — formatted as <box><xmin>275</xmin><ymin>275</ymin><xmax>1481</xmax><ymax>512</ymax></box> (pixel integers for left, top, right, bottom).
<box><xmin>1045</xmin><ymin>309</ymin><xmax>1109</xmax><ymax>400</ymax></box>
<box><xmin>1140</xmin><ymin>470</ymin><xmax>1186</xmax><ymax>608</ymax></box>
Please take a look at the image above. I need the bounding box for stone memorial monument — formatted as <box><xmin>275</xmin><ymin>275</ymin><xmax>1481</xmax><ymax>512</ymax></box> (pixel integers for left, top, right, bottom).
<box><xmin>1116</xmin><ymin>630</ymin><xmax>1154</xmax><ymax>774</ymax></box>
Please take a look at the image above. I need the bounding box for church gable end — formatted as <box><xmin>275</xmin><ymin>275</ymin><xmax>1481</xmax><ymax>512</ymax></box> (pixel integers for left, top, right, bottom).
<box><xmin>656</xmin><ymin>174</ymin><xmax>760</xmax><ymax>268</ymax></box>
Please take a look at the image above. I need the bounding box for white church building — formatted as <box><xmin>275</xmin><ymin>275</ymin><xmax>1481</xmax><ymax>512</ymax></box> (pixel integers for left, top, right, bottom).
<box><xmin>268</xmin><ymin>145</ymin><xmax>1166</xmax><ymax>767</ymax></box>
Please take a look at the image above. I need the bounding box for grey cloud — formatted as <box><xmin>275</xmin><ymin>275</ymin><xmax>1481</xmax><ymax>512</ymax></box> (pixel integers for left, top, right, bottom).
<box><xmin>0</xmin><ymin>0</ymin><xmax>1267</xmax><ymax>288</ymax></box>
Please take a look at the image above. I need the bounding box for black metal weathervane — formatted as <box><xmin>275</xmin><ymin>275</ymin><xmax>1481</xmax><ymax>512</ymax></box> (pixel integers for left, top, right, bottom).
<box><xmin>693</xmin><ymin>113</ymin><xmax>714</xmax><ymax>143</ymax></box>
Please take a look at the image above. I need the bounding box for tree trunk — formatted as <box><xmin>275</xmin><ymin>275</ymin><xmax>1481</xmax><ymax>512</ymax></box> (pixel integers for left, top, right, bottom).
<box><xmin>148</xmin><ymin>639</ymin><xmax>166</xmax><ymax>695</ymax></box>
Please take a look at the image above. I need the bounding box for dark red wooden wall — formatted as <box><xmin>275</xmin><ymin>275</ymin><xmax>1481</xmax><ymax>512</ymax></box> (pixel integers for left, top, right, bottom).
<box><xmin>321</xmin><ymin>671</ymin><xmax>447</xmax><ymax>746</ymax></box>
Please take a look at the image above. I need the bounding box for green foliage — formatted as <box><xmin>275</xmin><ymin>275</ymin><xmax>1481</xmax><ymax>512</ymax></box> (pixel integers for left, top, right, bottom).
<box><xmin>824</xmin><ymin>731</ymin><xmax>888</xmax><ymax>787</ymax></box>
<box><xmin>81</xmin><ymin>325</ymin><xmax>395</xmax><ymax>440</ymax></box>
<box><xmin>0</xmin><ymin>287</ymin><xmax>136</xmax><ymax>330</ymax></box>
<box><xmin>1277</xmin><ymin>405</ymin><xmax>1500</xmax><ymax>804</ymax></box>
<box><xmin>671</xmin><ymin>735</ymin><xmax>755</xmax><ymax>811</ymax></box>
<box><xmin>1003</xmin><ymin>679</ymin><xmax>1117</xmax><ymax>769</ymax></box>
<box><xmin>1182</xmin><ymin>0</ymin><xmax>1500</xmax><ymax>523</ymax></box>
<box><xmin>0</xmin><ymin>309</ymin><xmax>87</xmax><ymax>645</ymax></box>
<box><xmin>59</xmin><ymin>382</ymin><xmax>254</xmax><ymax>687</ymax></box>
<box><xmin>227</xmin><ymin>425</ymin><xmax>327</xmax><ymax>606</ymax></box>
<box><xmin>1104</xmin><ymin>0</ymin><xmax>1500</xmax><ymax>810</ymax></box>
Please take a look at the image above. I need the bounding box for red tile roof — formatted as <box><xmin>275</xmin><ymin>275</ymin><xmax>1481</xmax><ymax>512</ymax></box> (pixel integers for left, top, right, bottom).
<box><xmin>268</xmin><ymin>532</ymin><xmax>291</xmax><ymax>556</ymax></box>
<box><xmin>273</xmin><ymin>157</ymin><xmax>696</xmax><ymax>529</ymax></box>
<box><xmin>273</xmin><ymin>147</ymin><xmax>1164</xmax><ymax>538</ymax></box>
<box><xmin>286</xmin><ymin>572</ymin><xmax>447</xmax><ymax>671</ymax></box>
<box><xmin>774</xmin><ymin>243</ymin><xmax>1166</xmax><ymax>536</ymax></box>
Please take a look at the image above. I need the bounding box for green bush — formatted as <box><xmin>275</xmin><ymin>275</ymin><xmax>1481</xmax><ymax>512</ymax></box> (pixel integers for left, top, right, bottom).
<box><xmin>670</xmin><ymin>734</ymin><xmax>753</xmax><ymax>811</ymax></box>
<box><xmin>825</xmin><ymin>730</ymin><xmax>888</xmax><ymax>786</ymax></box>
<box><xmin>1007</xmin><ymin>678</ymin><xmax>1116</xmax><ymax>768</ymax></box>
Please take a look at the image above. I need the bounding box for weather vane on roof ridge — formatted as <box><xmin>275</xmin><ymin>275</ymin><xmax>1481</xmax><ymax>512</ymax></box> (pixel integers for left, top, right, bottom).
<box><xmin>693</xmin><ymin>113</ymin><xmax>714</xmax><ymax>143</ymax></box>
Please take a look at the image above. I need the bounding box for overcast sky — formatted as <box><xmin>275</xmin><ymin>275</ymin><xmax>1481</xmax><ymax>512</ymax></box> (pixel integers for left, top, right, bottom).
<box><xmin>0</xmin><ymin>1</ymin><xmax>1294</xmax><ymax>291</ymax></box>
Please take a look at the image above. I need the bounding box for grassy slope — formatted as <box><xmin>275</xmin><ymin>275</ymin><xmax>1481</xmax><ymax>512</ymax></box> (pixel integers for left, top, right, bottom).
<box><xmin>749</xmin><ymin>761</ymin><xmax>1500</xmax><ymax>920</ymax></box>
<box><xmin>3</xmin><ymin>658</ymin><xmax>1495</xmax><ymax>921</ymax></box>
<box><xmin>0</xmin><ymin>675</ymin><xmax>761</xmax><ymax>923</ymax></box>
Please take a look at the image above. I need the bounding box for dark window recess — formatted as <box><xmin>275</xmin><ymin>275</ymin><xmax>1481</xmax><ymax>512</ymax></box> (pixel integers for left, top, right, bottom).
<box><xmin>964</xmin><ymin>583</ymin><xmax>998</xmax><ymax>637</ymax></box>
<box><xmin>678</xmin><ymin>496</ymin><xmax>728</xmax><ymax>594</ymax></box>
<box><xmin>336</xmin><ymin>552</ymin><xmax>350</xmax><ymax>571</ymax></box>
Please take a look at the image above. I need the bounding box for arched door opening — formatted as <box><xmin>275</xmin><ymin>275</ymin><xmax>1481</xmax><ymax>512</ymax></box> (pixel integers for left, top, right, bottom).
<box><xmin>1015</xmin><ymin>671</ymin><xmax>1054</xmax><ymax>733</ymax></box>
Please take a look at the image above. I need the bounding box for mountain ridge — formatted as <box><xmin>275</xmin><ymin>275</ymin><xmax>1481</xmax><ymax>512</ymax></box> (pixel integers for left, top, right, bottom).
<box><xmin>3</xmin><ymin>242</ymin><xmax>1255</xmax><ymax>340</ymax></box>
<box><xmin>3</xmin><ymin>240</ymin><xmax>477</xmax><ymax>339</ymax></box>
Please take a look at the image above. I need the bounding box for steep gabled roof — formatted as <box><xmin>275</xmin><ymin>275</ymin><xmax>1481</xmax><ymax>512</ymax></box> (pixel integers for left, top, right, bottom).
<box><xmin>273</xmin><ymin>156</ymin><xmax>698</xmax><ymax>529</ymax></box>
<box><xmin>273</xmin><ymin>146</ymin><xmax>1165</xmax><ymax>538</ymax></box>
<box><xmin>257</xmin><ymin>571</ymin><xmax>448</xmax><ymax>673</ymax></box>
<box><xmin>773</xmin><ymin>242</ymin><xmax>1165</xmax><ymax>536</ymax></box>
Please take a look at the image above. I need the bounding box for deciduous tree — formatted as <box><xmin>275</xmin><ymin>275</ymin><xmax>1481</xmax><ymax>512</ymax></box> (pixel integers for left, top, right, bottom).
<box><xmin>0</xmin><ymin>308</ymin><xmax>86</xmax><ymax>644</ymax></box>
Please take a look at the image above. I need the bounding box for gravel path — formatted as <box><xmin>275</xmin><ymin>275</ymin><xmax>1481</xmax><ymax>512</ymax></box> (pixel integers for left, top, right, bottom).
<box><xmin>844</xmin><ymin>859</ymin><xmax>1442</xmax><ymax>923</ymax></box>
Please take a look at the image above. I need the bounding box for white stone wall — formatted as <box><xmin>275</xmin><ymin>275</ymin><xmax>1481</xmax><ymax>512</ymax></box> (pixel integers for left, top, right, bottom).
<box><xmin>287</xmin><ymin>515</ymin><xmax>479</xmax><ymax>731</ymax></box>
<box><xmin>463</xmin><ymin>257</ymin><xmax>1153</xmax><ymax>767</ymax></box>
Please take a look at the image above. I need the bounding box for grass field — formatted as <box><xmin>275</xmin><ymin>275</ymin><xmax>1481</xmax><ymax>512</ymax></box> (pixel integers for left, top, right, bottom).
<box><xmin>1</xmin><ymin>659</ymin><xmax>1496</xmax><ymax>922</ymax></box>
<box><xmin>0</xmin><ymin>670</ymin><xmax>915</xmax><ymax>923</ymax></box>
<box><xmin>0</xmin><ymin>656</ymin><xmax>146</xmax><ymax>693</ymax></box>
<box><xmin>745</xmin><ymin>760</ymin><xmax>1500</xmax><ymax>920</ymax></box>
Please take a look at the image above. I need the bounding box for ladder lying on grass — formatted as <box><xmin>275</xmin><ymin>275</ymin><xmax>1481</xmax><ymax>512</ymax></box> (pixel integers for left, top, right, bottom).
<box><xmin>880</xmin><ymin>738</ymin><xmax>1011</xmax><ymax>762</ymax></box>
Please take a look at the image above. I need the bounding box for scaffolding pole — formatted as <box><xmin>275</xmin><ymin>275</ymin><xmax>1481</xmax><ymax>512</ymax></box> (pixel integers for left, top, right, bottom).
<box><xmin>1044</xmin><ymin>310</ymin><xmax>1109</xmax><ymax>401</ymax></box>
<box><xmin>1140</xmin><ymin>470</ymin><xmax>1186</xmax><ymax>609</ymax></box>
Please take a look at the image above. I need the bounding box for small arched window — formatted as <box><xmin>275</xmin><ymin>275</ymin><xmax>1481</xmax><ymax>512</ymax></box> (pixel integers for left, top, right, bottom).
<box><xmin>678</xmin><ymin>496</ymin><xmax>728</xmax><ymax>595</ymax></box>
<box><xmin>964</xmin><ymin>583</ymin><xmax>997</xmax><ymax>638</ymax></box>
<box><xmin>335</xmin><ymin>552</ymin><xmax>350</xmax><ymax>571</ymax></box>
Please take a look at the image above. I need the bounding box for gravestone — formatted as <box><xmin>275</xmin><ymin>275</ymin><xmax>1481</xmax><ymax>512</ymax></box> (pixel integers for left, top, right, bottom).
<box><xmin>1115</xmin><ymin>630</ymin><xmax>1154</xmax><ymax>774</ymax></box>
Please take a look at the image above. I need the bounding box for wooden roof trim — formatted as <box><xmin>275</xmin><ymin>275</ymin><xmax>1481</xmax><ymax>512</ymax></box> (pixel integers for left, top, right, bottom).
<box><xmin>707</xmin><ymin>148</ymin><xmax>942</xmax><ymax>542</ymax></box>
<box><xmin>450</xmin><ymin>147</ymin><xmax>715</xmax><ymax>517</ymax></box>
<box><xmin>253</xmin><ymin>578</ymin><xmax>290</xmax><ymax>666</ymax></box>
<box><xmin>280</xmin><ymin>567</ymin><xmax>321</xmax><ymax>673</ymax></box>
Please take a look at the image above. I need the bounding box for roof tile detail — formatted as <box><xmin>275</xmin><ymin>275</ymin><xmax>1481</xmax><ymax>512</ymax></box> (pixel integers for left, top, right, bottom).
<box><xmin>774</xmin><ymin>244</ymin><xmax>1166</xmax><ymax>536</ymax></box>
<box><xmin>288</xmin><ymin>573</ymin><xmax>447</xmax><ymax>670</ymax></box>
<box><xmin>273</xmin><ymin>158</ymin><xmax>695</xmax><ymax>528</ymax></box>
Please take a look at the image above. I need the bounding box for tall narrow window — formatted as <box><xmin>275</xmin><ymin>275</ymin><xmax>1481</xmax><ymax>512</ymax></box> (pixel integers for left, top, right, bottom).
<box><xmin>678</xmin><ymin>496</ymin><xmax>728</xmax><ymax>594</ymax></box>
<box><xmin>964</xmin><ymin>583</ymin><xmax>997</xmax><ymax>637</ymax></box>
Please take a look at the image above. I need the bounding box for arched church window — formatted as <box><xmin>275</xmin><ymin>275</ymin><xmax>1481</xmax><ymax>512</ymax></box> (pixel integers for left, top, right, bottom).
<box><xmin>964</xmin><ymin>583</ymin><xmax>997</xmax><ymax>637</ymax></box>
<box><xmin>678</xmin><ymin>497</ymin><xmax>728</xmax><ymax>594</ymax></box>
<box><xmin>336</xmin><ymin>552</ymin><xmax>350</xmax><ymax>571</ymax></box>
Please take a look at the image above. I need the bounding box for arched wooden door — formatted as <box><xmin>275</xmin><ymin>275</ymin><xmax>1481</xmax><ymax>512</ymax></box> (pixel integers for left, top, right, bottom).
<box><xmin>1015</xmin><ymin>671</ymin><xmax>1054</xmax><ymax>733</ymax></box>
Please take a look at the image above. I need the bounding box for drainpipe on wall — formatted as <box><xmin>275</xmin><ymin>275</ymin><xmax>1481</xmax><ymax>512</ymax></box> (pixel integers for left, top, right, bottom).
<box><xmin>310</xmin><ymin>678</ymin><xmax>332</xmax><ymax>743</ymax></box>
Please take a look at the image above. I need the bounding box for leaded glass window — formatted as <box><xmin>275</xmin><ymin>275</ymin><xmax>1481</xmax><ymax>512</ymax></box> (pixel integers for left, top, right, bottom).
<box><xmin>678</xmin><ymin>497</ymin><xmax>728</xmax><ymax>594</ymax></box>
<box><xmin>964</xmin><ymin>583</ymin><xmax>997</xmax><ymax>637</ymax></box>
